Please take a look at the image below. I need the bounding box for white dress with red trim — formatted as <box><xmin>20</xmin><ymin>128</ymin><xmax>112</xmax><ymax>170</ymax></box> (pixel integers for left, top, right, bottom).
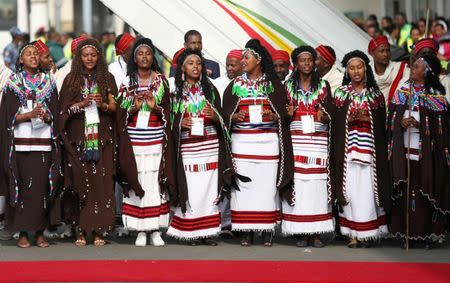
<box><xmin>230</xmin><ymin>92</ymin><xmax>280</xmax><ymax>231</ymax></box>
<box><xmin>119</xmin><ymin>75</ymin><xmax>170</xmax><ymax>231</ymax></box>
<box><xmin>167</xmin><ymin>84</ymin><xmax>221</xmax><ymax>239</ymax></box>
<box><xmin>281</xmin><ymin>82</ymin><xmax>334</xmax><ymax>235</ymax></box>
<box><xmin>337</xmin><ymin>87</ymin><xmax>388</xmax><ymax>240</ymax></box>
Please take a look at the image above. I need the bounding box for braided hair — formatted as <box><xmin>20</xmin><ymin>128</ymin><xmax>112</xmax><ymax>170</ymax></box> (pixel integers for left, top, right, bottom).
<box><xmin>288</xmin><ymin>45</ymin><xmax>321</xmax><ymax>91</ymax></box>
<box><xmin>418</xmin><ymin>54</ymin><xmax>446</xmax><ymax>94</ymax></box>
<box><xmin>174</xmin><ymin>48</ymin><xmax>215</xmax><ymax>102</ymax></box>
<box><xmin>341</xmin><ymin>50</ymin><xmax>380</xmax><ymax>93</ymax></box>
<box><xmin>244</xmin><ymin>39</ymin><xmax>278</xmax><ymax>83</ymax></box>
<box><xmin>126</xmin><ymin>37</ymin><xmax>162</xmax><ymax>87</ymax></box>
<box><xmin>65</xmin><ymin>38</ymin><xmax>110</xmax><ymax>95</ymax></box>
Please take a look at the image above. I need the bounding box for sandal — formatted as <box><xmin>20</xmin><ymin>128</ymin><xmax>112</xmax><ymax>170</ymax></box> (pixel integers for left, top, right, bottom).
<box><xmin>202</xmin><ymin>238</ymin><xmax>218</xmax><ymax>246</ymax></box>
<box><xmin>35</xmin><ymin>233</ymin><xmax>50</xmax><ymax>248</ymax></box>
<box><xmin>347</xmin><ymin>239</ymin><xmax>360</xmax><ymax>249</ymax></box>
<box><xmin>188</xmin><ymin>239</ymin><xmax>202</xmax><ymax>246</ymax></box>
<box><xmin>17</xmin><ymin>232</ymin><xmax>30</xmax><ymax>248</ymax></box>
<box><xmin>240</xmin><ymin>232</ymin><xmax>253</xmax><ymax>247</ymax></box>
<box><xmin>262</xmin><ymin>231</ymin><xmax>273</xmax><ymax>247</ymax></box>
<box><xmin>93</xmin><ymin>231</ymin><xmax>106</xmax><ymax>246</ymax></box>
<box><xmin>75</xmin><ymin>231</ymin><xmax>86</xmax><ymax>247</ymax></box>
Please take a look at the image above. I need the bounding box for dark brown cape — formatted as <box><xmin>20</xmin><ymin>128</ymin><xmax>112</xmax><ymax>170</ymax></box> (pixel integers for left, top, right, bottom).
<box><xmin>0</xmin><ymin>74</ymin><xmax>62</xmax><ymax>225</ymax></box>
<box><xmin>330</xmin><ymin>86</ymin><xmax>392</xmax><ymax>211</ymax></box>
<box><xmin>221</xmin><ymin>76</ymin><xmax>294</xmax><ymax>204</ymax></box>
<box><xmin>387</xmin><ymin>86</ymin><xmax>450</xmax><ymax>214</ymax></box>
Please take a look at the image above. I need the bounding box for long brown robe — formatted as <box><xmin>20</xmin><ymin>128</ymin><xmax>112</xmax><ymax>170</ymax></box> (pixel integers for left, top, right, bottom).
<box><xmin>59</xmin><ymin>72</ymin><xmax>118</xmax><ymax>233</ymax></box>
<box><xmin>0</xmin><ymin>73</ymin><xmax>62</xmax><ymax>231</ymax></box>
<box><xmin>387</xmin><ymin>83</ymin><xmax>449</xmax><ymax>239</ymax></box>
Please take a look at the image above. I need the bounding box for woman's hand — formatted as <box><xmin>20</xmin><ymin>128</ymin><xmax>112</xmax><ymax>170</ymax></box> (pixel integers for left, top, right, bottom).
<box><xmin>286</xmin><ymin>102</ymin><xmax>294</xmax><ymax>118</ymax></box>
<box><xmin>181</xmin><ymin>117</ymin><xmax>193</xmax><ymax>130</ymax></box>
<box><xmin>263</xmin><ymin>109</ymin><xmax>278</xmax><ymax>122</ymax></box>
<box><xmin>203</xmin><ymin>104</ymin><xmax>217</xmax><ymax>120</ymax></box>
<box><xmin>145</xmin><ymin>92</ymin><xmax>156</xmax><ymax>109</ymax></box>
<box><xmin>231</xmin><ymin>110</ymin><xmax>245</xmax><ymax>123</ymax></box>
<box><xmin>316</xmin><ymin>106</ymin><xmax>330</xmax><ymax>123</ymax></box>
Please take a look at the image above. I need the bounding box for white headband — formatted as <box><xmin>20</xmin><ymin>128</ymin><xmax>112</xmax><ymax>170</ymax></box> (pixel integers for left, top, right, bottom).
<box><xmin>182</xmin><ymin>54</ymin><xmax>201</xmax><ymax>66</ymax></box>
<box><xmin>134</xmin><ymin>44</ymin><xmax>153</xmax><ymax>57</ymax></box>
<box><xmin>243</xmin><ymin>48</ymin><xmax>261</xmax><ymax>60</ymax></box>
<box><xmin>19</xmin><ymin>44</ymin><xmax>38</xmax><ymax>58</ymax></box>
<box><xmin>346</xmin><ymin>57</ymin><xmax>366</xmax><ymax>67</ymax></box>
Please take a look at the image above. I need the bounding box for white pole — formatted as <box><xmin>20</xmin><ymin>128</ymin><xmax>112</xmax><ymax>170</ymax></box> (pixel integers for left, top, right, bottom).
<box><xmin>82</xmin><ymin>0</ymin><xmax>93</xmax><ymax>35</ymax></box>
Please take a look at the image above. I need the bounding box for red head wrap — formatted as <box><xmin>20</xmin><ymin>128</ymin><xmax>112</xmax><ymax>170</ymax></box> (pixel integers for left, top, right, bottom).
<box><xmin>115</xmin><ymin>33</ymin><xmax>135</xmax><ymax>55</ymax></box>
<box><xmin>272</xmin><ymin>50</ymin><xmax>290</xmax><ymax>64</ymax></box>
<box><xmin>414</xmin><ymin>38</ymin><xmax>438</xmax><ymax>55</ymax></box>
<box><xmin>227</xmin><ymin>49</ymin><xmax>242</xmax><ymax>60</ymax></box>
<box><xmin>71</xmin><ymin>36</ymin><xmax>88</xmax><ymax>54</ymax></box>
<box><xmin>33</xmin><ymin>39</ymin><xmax>49</xmax><ymax>55</ymax></box>
<box><xmin>315</xmin><ymin>45</ymin><xmax>336</xmax><ymax>65</ymax></box>
<box><xmin>368</xmin><ymin>35</ymin><xmax>389</xmax><ymax>53</ymax></box>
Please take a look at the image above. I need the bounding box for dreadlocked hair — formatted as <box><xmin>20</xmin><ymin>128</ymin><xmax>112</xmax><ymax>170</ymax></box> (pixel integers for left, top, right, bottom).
<box><xmin>126</xmin><ymin>37</ymin><xmax>162</xmax><ymax>87</ymax></box>
<box><xmin>419</xmin><ymin>54</ymin><xmax>446</xmax><ymax>94</ymax></box>
<box><xmin>66</xmin><ymin>38</ymin><xmax>110</xmax><ymax>95</ymax></box>
<box><xmin>244</xmin><ymin>39</ymin><xmax>278</xmax><ymax>83</ymax></box>
<box><xmin>288</xmin><ymin>45</ymin><xmax>321</xmax><ymax>92</ymax></box>
<box><xmin>174</xmin><ymin>48</ymin><xmax>216</xmax><ymax>102</ymax></box>
<box><xmin>341</xmin><ymin>50</ymin><xmax>380</xmax><ymax>93</ymax></box>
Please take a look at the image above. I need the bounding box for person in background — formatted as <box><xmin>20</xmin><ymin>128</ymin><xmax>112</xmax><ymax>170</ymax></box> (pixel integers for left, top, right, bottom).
<box><xmin>417</xmin><ymin>18</ymin><xmax>427</xmax><ymax>38</ymax></box>
<box><xmin>3</xmin><ymin>26</ymin><xmax>24</xmax><ymax>72</ymax></box>
<box><xmin>381</xmin><ymin>16</ymin><xmax>393</xmax><ymax>35</ymax></box>
<box><xmin>54</xmin><ymin>35</ymin><xmax>88</xmax><ymax>93</ymax></box>
<box><xmin>109</xmin><ymin>33</ymin><xmax>136</xmax><ymax>90</ymax></box>
<box><xmin>368</xmin><ymin>35</ymin><xmax>410</xmax><ymax>105</ymax></box>
<box><xmin>315</xmin><ymin>44</ymin><xmax>343</xmax><ymax>94</ymax></box>
<box><xmin>406</xmin><ymin>25</ymin><xmax>422</xmax><ymax>54</ymax></box>
<box><xmin>272</xmin><ymin>49</ymin><xmax>291</xmax><ymax>82</ymax></box>
<box><xmin>34</xmin><ymin>40</ymin><xmax>56</xmax><ymax>75</ymax></box>
<box><xmin>395</xmin><ymin>13</ymin><xmax>412</xmax><ymax>49</ymax></box>
<box><xmin>170</xmin><ymin>30</ymin><xmax>220</xmax><ymax>79</ymax></box>
<box><xmin>46</xmin><ymin>30</ymin><xmax>68</xmax><ymax>69</ymax></box>
<box><xmin>366</xmin><ymin>24</ymin><xmax>381</xmax><ymax>39</ymax></box>
<box><xmin>213</xmin><ymin>50</ymin><xmax>243</xmax><ymax>102</ymax></box>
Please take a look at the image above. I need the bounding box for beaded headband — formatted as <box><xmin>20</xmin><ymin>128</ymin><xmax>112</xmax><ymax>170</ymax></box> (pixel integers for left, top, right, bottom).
<box><xmin>182</xmin><ymin>54</ymin><xmax>202</xmax><ymax>66</ymax></box>
<box><xmin>19</xmin><ymin>44</ymin><xmax>38</xmax><ymax>58</ymax></box>
<box><xmin>242</xmin><ymin>48</ymin><xmax>261</xmax><ymax>60</ymax></box>
<box><xmin>80</xmin><ymin>44</ymin><xmax>99</xmax><ymax>53</ymax></box>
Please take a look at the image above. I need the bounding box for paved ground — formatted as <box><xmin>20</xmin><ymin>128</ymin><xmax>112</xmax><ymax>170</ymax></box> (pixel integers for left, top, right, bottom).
<box><xmin>1</xmin><ymin>234</ymin><xmax>449</xmax><ymax>263</ymax></box>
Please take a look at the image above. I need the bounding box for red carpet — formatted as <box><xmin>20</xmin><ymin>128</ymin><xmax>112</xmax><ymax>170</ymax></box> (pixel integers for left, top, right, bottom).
<box><xmin>0</xmin><ymin>260</ymin><xmax>449</xmax><ymax>282</ymax></box>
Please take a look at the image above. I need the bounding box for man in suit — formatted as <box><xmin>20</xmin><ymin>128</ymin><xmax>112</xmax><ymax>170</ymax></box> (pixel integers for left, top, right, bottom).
<box><xmin>170</xmin><ymin>30</ymin><xmax>220</xmax><ymax>79</ymax></box>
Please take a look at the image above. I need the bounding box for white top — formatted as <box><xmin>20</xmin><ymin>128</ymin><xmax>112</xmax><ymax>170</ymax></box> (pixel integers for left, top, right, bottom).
<box><xmin>440</xmin><ymin>74</ymin><xmax>450</xmax><ymax>103</ymax></box>
<box><xmin>322</xmin><ymin>65</ymin><xmax>344</xmax><ymax>95</ymax></box>
<box><xmin>108</xmin><ymin>56</ymin><xmax>127</xmax><ymax>91</ymax></box>
<box><xmin>0</xmin><ymin>62</ymin><xmax>12</xmax><ymax>105</ymax></box>
<box><xmin>212</xmin><ymin>75</ymin><xmax>231</xmax><ymax>105</ymax></box>
<box><xmin>370</xmin><ymin>61</ymin><xmax>410</xmax><ymax>104</ymax></box>
<box><xmin>55</xmin><ymin>59</ymin><xmax>72</xmax><ymax>93</ymax></box>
